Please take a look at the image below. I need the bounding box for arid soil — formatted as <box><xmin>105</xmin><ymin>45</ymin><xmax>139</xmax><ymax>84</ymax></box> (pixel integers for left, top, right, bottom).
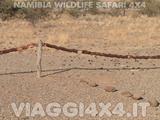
<box><xmin>0</xmin><ymin>15</ymin><xmax>160</xmax><ymax>120</ymax></box>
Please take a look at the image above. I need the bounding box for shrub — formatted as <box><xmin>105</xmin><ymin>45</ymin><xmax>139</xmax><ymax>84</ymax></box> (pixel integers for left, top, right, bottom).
<box><xmin>0</xmin><ymin>0</ymin><xmax>49</xmax><ymax>22</ymax></box>
<box><xmin>1</xmin><ymin>0</ymin><xmax>160</xmax><ymax>21</ymax></box>
<box><xmin>18</xmin><ymin>8</ymin><xmax>50</xmax><ymax>23</ymax></box>
<box><xmin>0</xmin><ymin>0</ymin><xmax>18</xmax><ymax>20</ymax></box>
<box><xmin>140</xmin><ymin>0</ymin><xmax>160</xmax><ymax>16</ymax></box>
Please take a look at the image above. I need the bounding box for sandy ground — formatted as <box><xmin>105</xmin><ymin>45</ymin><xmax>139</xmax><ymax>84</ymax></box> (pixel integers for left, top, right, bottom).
<box><xmin>0</xmin><ymin>15</ymin><xmax>160</xmax><ymax>119</ymax></box>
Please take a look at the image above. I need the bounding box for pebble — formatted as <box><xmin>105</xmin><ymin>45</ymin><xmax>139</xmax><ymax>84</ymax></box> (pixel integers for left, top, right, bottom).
<box><xmin>132</xmin><ymin>93</ymin><xmax>143</xmax><ymax>100</ymax></box>
<box><xmin>99</xmin><ymin>85</ymin><xmax>118</xmax><ymax>92</ymax></box>
<box><xmin>88</xmin><ymin>82</ymin><xmax>98</xmax><ymax>87</ymax></box>
<box><xmin>121</xmin><ymin>91</ymin><xmax>133</xmax><ymax>97</ymax></box>
<box><xmin>148</xmin><ymin>97</ymin><xmax>159</xmax><ymax>107</ymax></box>
<box><xmin>80</xmin><ymin>80</ymin><xmax>97</xmax><ymax>87</ymax></box>
<box><xmin>80</xmin><ymin>80</ymin><xmax>88</xmax><ymax>84</ymax></box>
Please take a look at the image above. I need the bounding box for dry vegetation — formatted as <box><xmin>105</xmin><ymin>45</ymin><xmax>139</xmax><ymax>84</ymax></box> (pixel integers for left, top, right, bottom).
<box><xmin>0</xmin><ymin>0</ymin><xmax>160</xmax><ymax>52</ymax></box>
<box><xmin>0</xmin><ymin>15</ymin><xmax>160</xmax><ymax>53</ymax></box>
<box><xmin>0</xmin><ymin>0</ymin><xmax>160</xmax><ymax>22</ymax></box>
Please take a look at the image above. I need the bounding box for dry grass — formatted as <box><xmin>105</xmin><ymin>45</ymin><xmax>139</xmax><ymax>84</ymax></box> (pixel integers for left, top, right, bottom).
<box><xmin>0</xmin><ymin>15</ymin><xmax>160</xmax><ymax>53</ymax></box>
<box><xmin>1</xmin><ymin>0</ymin><xmax>160</xmax><ymax>22</ymax></box>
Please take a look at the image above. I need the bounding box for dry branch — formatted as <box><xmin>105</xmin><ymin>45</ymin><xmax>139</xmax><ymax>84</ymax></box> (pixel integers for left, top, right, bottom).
<box><xmin>0</xmin><ymin>43</ymin><xmax>37</xmax><ymax>55</ymax></box>
<box><xmin>0</xmin><ymin>42</ymin><xmax>160</xmax><ymax>60</ymax></box>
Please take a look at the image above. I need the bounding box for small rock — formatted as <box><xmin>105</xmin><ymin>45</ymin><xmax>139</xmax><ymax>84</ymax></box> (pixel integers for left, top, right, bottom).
<box><xmin>121</xmin><ymin>91</ymin><xmax>133</xmax><ymax>97</ymax></box>
<box><xmin>148</xmin><ymin>98</ymin><xmax>159</xmax><ymax>107</ymax></box>
<box><xmin>88</xmin><ymin>82</ymin><xmax>98</xmax><ymax>87</ymax></box>
<box><xmin>80</xmin><ymin>80</ymin><xmax>88</xmax><ymax>84</ymax></box>
<box><xmin>132</xmin><ymin>94</ymin><xmax>143</xmax><ymax>100</ymax></box>
<box><xmin>99</xmin><ymin>85</ymin><xmax>118</xmax><ymax>92</ymax></box>
<box><xmin>80</xmin><ymin>80</ymin><xmax>97</xmax><ymax>87</ymax></box>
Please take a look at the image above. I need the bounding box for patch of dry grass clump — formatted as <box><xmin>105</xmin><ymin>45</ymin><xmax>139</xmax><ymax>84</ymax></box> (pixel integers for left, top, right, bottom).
<box><xmin>141</xmin><ymin>0</ymin><xmax>160</xmax><ymax>16</ymax></box>
<box><xmin>0</xmin><ymin>0</ymin><xmax>49</xmax><ymax>22</ymax></box>
<box><xmin>0</xmin><ymin>0</ymin><xmax>160</xmax><ymax>22</ymax></box>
